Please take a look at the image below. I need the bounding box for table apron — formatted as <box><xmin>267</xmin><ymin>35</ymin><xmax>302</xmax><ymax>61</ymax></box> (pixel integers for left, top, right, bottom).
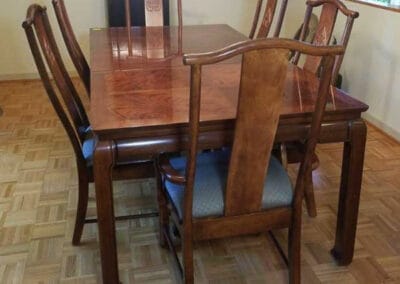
<box><xmin>112</xmin><ymin>120</ymin><xmax>355</xmax><ymax>164</ymax></box>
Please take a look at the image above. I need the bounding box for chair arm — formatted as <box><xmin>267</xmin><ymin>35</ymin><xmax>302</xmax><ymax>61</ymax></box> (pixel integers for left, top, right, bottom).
<box><xmin>158</xmin><ymin>155</ymin><xmax>186</xmax><ymax>185</ymax></box>
<box><xmin>280</xmin><ymin>143</ymin><xmax>288</xmax><ymax>170</ymax></box>
<box><xmin>306</xmin><ymin>0</ymin><xmax>359</xmax><ymax>18</ymax></box>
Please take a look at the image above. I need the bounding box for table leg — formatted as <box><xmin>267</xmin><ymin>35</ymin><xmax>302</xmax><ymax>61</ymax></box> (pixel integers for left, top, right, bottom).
<box><xmin>331</xmin><ymin>119</ymin><xmax>367</xmax><ymax>265</ymax></box>
<box><xmin>94</xmin><ymin>140</ymin><xmax>120</xmax><ymax>283</ymax></box>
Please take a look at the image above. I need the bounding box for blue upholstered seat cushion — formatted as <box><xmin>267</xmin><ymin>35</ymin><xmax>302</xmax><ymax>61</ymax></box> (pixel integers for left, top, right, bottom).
<box><xmin>165</xmin><ymin>150</ymin><xmax>293</xmax><ymax>219</ymax></box>
<box><xmin>82</xmin><ymin>137</ymin><xmax>94</xmax><ymax>166</ymax></box>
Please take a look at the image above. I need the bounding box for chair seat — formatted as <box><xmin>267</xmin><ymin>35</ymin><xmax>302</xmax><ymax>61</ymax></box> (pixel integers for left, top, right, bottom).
<box><xmin>82</xmin><ymin>137</ymin><xmax>94</xmax><ymax>166</ymax></box>
<box><xmin>165</xmin><ymin>150</ymin><xmax>293</xmax><ymax>220</ymax></box>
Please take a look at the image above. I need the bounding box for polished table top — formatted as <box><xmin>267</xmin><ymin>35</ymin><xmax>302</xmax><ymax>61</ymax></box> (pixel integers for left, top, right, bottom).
<box><xmin>89</xmin><ymin>25</ymin><xmax>369</xmax><ymax>282</ymax></box>
<box><xmin>91</xmin><ymin>25</ymin><xmax>244</xmax><ymax>72</ymax></box>
<box><xmin>90</xmin><ymin>24</ymin><xmax>368</xmax><ymax>135</ymax></box>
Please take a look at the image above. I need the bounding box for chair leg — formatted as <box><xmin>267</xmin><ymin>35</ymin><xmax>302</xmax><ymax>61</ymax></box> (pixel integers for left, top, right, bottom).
<box><xmin>304</xmin><ymin>170</ymin><xmax>317</xmax><ymax>217</ymax></box>
<box><xmin>182</xmin><ymin>232</ymin><xmax>194</xmax><ymax>284</ymax></box>
<box><xmin>288</xmin><ymin>209</ymin><xmax>301</xmax><ymax>284</ymax></box>
<box><xmin>156</xmin><ymin>166</ymin><xmax>169</xmax><ymax>248</ymax></box>
<box><xmin>72</xmin><ymin>171</ymin><xmax>89</xmax><ymax>245</ymax></box>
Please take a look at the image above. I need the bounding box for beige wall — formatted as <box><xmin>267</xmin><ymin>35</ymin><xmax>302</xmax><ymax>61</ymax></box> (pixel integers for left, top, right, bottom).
<box><xmin>169</xmin><ymin>0</ymin><xmax>256</xmax><ymax>33</ymax></box>
<box><xmin>0</xmin><ymin>0</ymin><xmax>258</xmax><ymax>79</ymax></box>
<box><xmin>280</xmin><ymin>1</ymin><xmax>400</xmax><ymax>140</ymax></box>
<box><xmin>0</xmin><ymin>0</ymin><xmax>107</xmax><ymax>80</ymax></box>
<box><xmin>335</xmin><ymin>3</ymin><xmax>400</xmax><ymax>140</ymax></box>
<box><xmin>1</xmin><ymin>0</ymin><xmax>400</xmax><ymax>138</ymax></box>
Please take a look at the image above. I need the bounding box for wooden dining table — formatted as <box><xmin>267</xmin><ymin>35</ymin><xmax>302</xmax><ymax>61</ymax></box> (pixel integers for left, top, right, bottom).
<box><xmin>89</xmin><ymin>24</ymin><xmax>368</xmax><ymax>283</ymax></box>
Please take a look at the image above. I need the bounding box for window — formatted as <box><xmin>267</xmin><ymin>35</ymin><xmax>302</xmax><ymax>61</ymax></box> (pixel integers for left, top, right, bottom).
<box><xmin>347</xmin><ymin>0</ymin><xmax>400</xmax><ymax>12</ymax></box>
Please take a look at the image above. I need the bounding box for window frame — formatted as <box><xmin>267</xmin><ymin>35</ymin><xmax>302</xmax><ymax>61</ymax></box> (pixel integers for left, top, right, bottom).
<box><xmin>346</xmin><ymin>0</ymin><xmax>400</xmax><ymax>12</ymax></box>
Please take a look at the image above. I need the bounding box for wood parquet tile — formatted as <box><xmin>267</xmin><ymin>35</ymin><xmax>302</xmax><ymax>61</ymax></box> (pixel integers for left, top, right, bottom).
<box><xmin>1</xmin><ymin>79</ymin><xmax>400</xmax><ymax>283</ymax></box>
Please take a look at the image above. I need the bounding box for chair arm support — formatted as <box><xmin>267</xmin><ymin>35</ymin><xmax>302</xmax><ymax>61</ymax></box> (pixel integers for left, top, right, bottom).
<box><xmin>158</xmin><ymin>155</ymin><xmax>186</xmax><ymax>184</ymax></box>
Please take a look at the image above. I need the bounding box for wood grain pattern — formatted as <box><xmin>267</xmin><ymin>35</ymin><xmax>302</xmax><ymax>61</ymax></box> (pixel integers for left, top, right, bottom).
<box><xmin>87</xmin><ymin>25</ymin><xmax>368</xmax><ymax>282</ymax></box>
<box><xmin>89</xmin><ymin>63</ymin><xmax>367</xmax><ymax>133</ymax></box>
<box><xmin>0</xmin><ymin>79</ymin><xmax>398</xmax><ymax>283</ymax></box>
<box><xmin>89</xmin><ymin>26</ymin><xmax>366</xmax><ymax>135</ymax></box>
<box><xmin>90</xmin><ymin>25</ymin><xmax>246</xmax><ymax>72</ymax></box>
<box><xmin>156</xmin><ymin>39</ymin><xmax>342</xmax><ymax>283</ymax></box>
<box><xmin>125</xmin><ymin>0</ymin><xmax>182</xmax><ymax>58</ymax></box>
<box><xmin>225</xmin><ymin>48</ymin><xmax>289</xmax><ymax>216</ymax></box>
<box><xmin>23</xmin><ymin>7</ymin><xmax>156</xmax><ymax>284</ymax></box>
<box><xmin>303</xmin><ymin>3</ymin><xmax>338</xmax><ymax>74</ymax></box>
<box><xmin>52</xmin><ymin>0</ymin><xmax>90</xmax><ymax>96</ymax></box>
<box><xmin>293</xmin><ymin>0</ymin><xmax>359</xmax><ymax>82</ymax></box>
<box><xmin>290</xmin><ymin>0</ymin><xmax>359</xmax><ymax>220</ymax></box>
<box><xmin>249</xmin><ymin>0</ymin><xmax>288</xmax><ymax>39</ymax></box>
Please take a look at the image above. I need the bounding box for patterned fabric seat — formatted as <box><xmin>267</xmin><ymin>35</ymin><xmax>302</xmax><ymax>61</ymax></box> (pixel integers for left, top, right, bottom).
<box><xmin>165</xmin><ymin>150</ymin><xmax>293</xmax><ymax>219</ymax></box>
<box><xmin>82</xmin><ymin>137</ymin><xmax>94</xmax><ymax>167</ymax></box>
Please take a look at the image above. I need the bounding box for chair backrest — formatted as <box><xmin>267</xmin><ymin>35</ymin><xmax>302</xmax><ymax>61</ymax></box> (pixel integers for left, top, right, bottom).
<box><xmin>125</xmin><ymin>0</ymin><xmax>183</xmax><ymax>27</ymax></box>
<box><xmin>23</xmin><ymin>4</ymin><xmax>89</xmax><ymax>166</ymax></box>
<box><xmin>52</xmin><ymin>0</ymin><xmax>91</xmax><ymax>96</ymax></box>
<box><xmin>249</xmin><ymin>0</ymin><xmax>288</xmax><ymax>39</ymax></box>
<box><xmin>123</xmin><ymin>0</ymin><xmax>183</xmax><ymax>59</ymax></box>
<box><xmin>183</xmin><ymin>39</ymin><xmax>343</xmax><ymax>220</ymax></box>
<box><xmin>293</xmin><ymin>0</ymin><xmax>359</xmax><ymax>81</ymax></box>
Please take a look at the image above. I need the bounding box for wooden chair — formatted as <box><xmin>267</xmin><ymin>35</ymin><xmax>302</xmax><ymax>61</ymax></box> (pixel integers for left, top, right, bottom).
<box><xmin>249</xmin><ymin>0</ymin><xmax>288</xmax><ymax>39</ymax></box>
<box><xmin>123</xmin><ymin>0</ymin><xmax>183</xmax><ymax>58</ymax></box>
<box><xmin>52</xmin><ymin>0</ymin><xmax>183</xmax><ymax>96</ymax></box>
<box><xmin>293</xmin><ymin>0</ymin><xmax>359</xmax><ymax>82</ymax></box>
<box><xmin>109</xmin><ymin>0</ymin><xmax>173</xmax><ymax>27</ymax></box>
<box><xmin>289</xmin><ymin>0</ymin><xmax>359</xmax><ymax>217</ymax></box>
<box><xmin>23</xmin><ymin>4</ymin><xmax>156</xmax><ymax>246</ymax></box>
<box><xmin>156</xmin><ymin>39</ymin><xmax>343</xmax><ymax>283</ymax></box>
<box><xmin>52</xmin><ymin>0</ymin><xmax>90</xmax><ymax>96</ymax></box>
<box><xmin>137</xmin><ymin>0</ymin><xmax>183</xmax><ymax>27</ymax></box>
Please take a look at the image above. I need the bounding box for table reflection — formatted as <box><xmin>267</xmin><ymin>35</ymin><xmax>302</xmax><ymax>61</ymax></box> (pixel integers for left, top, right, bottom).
<box><xmin>124</xmin><ymin>0</ymin><xmax>182</xmax><ymax>59</ymax></box>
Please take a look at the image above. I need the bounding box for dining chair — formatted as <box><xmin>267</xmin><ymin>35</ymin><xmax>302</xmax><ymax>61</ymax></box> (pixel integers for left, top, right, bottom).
<box><xmin>52</xmin><ymin>0</ymin><xmax>90</xmax><ymax>96</ymax></box>
<box><xmin>123</xmin><ymin>0</ymin><xmax>183</xmax><ymax>58</ymax></box>
<box><xmin>288</xmin><ymin>0</ymin><xmax>359</xmax><ymax>217</ymax></box>
<box><xmin>139</xmin><ymin>0</ymin><xmax>183</xmax><ymax>27</ymax></box>
<box><xmin>293</xmin><ymin>0</ymin><xmax>359</xmax><ymax>82</ymax></box>
<box><xmin>52</xmin><ymin>0</ymin><xmax>183</xmax><ymax>93</ymax></box>
<box><xmin>249</xmin><ymin>0</ymin><xmax>288</xmax><ymax>39</ymax></box>
<box><xmin>121</xmin><ymin>0</ymin><xmax>183</xmax><ymax>29</ymax></box>
<box><xmin>23</xmin><ymin>4</ymin><xmax>156</xmax><ymax>246</ymax></box>
<box><xmin>156</xmin><ymin>39</ymin><xmax>343</xmax><ymax>283</ymax></box>
<box><xmin>109</xmin><ymin>0</ymin><xmax>172</xmax><ymax>27</ymax></box>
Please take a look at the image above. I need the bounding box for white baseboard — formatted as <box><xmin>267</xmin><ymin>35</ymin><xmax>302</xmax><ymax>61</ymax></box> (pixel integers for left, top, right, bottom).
<box><xmin>0</xmin><ymin>71</ymin><xmax>79</xmax><ymax>82</ymax></box>
<box><xmin>0</xmin><ymin>73</ymin><xmax>40</xmax><ymax>81</ymax></box>
<box><xmin>362</xmin><ymin>113</ymin><xmax>400</xmax><ymax>142</ymax></box>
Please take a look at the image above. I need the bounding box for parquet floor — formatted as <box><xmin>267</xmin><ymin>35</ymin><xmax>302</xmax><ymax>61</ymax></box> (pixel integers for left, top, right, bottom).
<box><xmin>1</xmin><ymin>79</ymin><xmax>400</xmax><ymax>284</ymax></box>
